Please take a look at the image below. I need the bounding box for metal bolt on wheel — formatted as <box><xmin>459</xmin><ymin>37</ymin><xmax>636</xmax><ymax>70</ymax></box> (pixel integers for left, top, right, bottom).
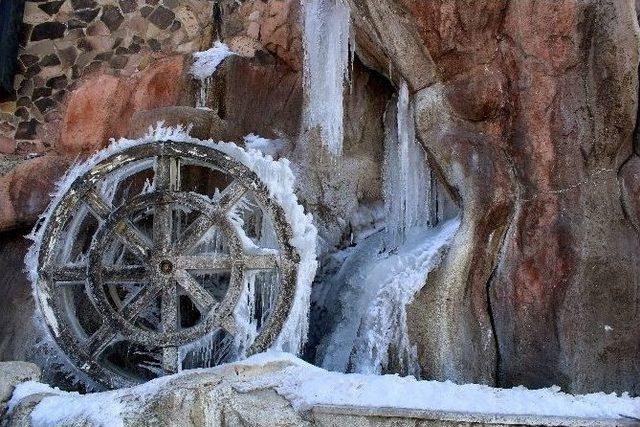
<box><xmin>33</xmin><ymin>141</ymin><xmax>300</xmax><ymax>389</ymax></box>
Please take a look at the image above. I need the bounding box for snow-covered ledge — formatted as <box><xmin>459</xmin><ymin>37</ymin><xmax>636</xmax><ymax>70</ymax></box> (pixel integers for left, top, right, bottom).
<box><xmin>4</xmin><ymin>352</ymin><xmax>639</xmax><ymax>426</ymax></box>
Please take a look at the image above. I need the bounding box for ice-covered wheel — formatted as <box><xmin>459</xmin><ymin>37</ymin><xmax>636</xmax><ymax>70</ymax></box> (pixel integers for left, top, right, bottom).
<box><xmin>31</xmin><ymin>140</ymin><xmax>302</xmax><ymax>389</ymax></box>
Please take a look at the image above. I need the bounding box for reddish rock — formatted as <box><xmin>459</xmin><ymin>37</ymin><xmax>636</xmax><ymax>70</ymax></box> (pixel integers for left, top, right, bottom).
<box><xmin>56</xmin><ymin>56</ymin><xmax>188</xmax><ymax>156</ymax></box>
<box><xmin>0</xmin><ymin>137</ymin><xmax>16</xmax><ymax>155</ymax></box>
<box><xmin>0</xmin><ymin>154</ymin><xmax>71</xmax><ymax>231</ymax></box>
<box><xmin>57</xmin><ymin>74</ymin><xmax>127</xmax><ymax>155</ymax></box>
<box><xmin>259</xmin><ymin>0</ymin><xmax>303</xmax><ymax>71</ymax></box>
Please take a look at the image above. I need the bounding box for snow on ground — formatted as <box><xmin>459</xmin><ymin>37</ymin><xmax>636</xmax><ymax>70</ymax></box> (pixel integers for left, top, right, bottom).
<box><xmin>9</xmin><ymin>351</ymin><xmax>640</xmax><ymax>426</ymax></box>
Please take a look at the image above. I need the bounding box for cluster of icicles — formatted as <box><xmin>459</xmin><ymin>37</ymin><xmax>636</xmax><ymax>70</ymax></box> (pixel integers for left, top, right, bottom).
<box><xmin>301</xmin><ymin>0</ymin><xmax>458</xmax><ymax>377</ymax></box>
<box><xmin>185</xmin><ymin>0</ymin><xmax>452</xmax><ymax>377</ymax></box>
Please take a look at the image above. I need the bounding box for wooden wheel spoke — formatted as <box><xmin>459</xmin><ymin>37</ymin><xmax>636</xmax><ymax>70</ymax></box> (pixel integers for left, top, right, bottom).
<box><xmin>161</xmin><ymin>278</ymin><xmax>179</xmax><ymax>334</ymax></box>
<box><xmin>220</xmin><ymin>315</ymin><xmax>237</xmax><ymax>336</ymax></box>
<box><xmin>160</xmin><ymin>277</ymin><xmax>179</xmax><ymax>374</ymax></box>
<box><xmin>243</xmin><ymin>253</ymin><xmax>279</xmax><ymax>270</ymax></box>
<box><xmin>51</xmin><ymin>265</ymin><xmax>86</xmax><ymax>282</ymax></box>
<box><xmin>86</xmin><ymin>323</ymin><xmax>117</xmax><ymax>359</ymax></box>
<box><xmin>174</xmin><ymin>269</ymin><xmax>216</xmax><ymax>312</ymax></box>
<box><xmin>153</xmin><ymin>202</ymin><xmax>173</xmax><ymax>252</ymax></box>
<box><xmin>154</xmin><ymin>156</ymin><xmax>179</xmax><ymax>192</ymax></box>
<box><xmin>113</xmin><ymin>219</ymin><xmax>152</xmax><ymax>261</ymax></box>
<box><xmin>84</xmin><ymin>187</ymin><xmax>112</xmax><ymax>220</ymax></box>
<box><xmin>102</xmin><ymin>265</ymin><xmax>147</xmax><ymax>283</ymax></box>
<box><xmin>85</xmin><ymin>187</ymin><xmax>152</xmax><ymax>260</ymax></box>
<box><xmin>162</xmin><ymin>346</ymin><xmax>179</xmax><ymax>374</ymax></box>
<box><xmin>215</xmin><ymin>180</ymin><xmax>247</xmax><ymax>212</ymax></box>
<box><xmin>175</xmin><ymin>255</ymin><xmax>232</xmax><ymax>271</ymax></box>
<box><xmin>119</xmin><ymin>285</ymin><xmax>161</xmax><ymax>321</ymax></box>
<box><xmin>175</xmin><ymin>213</ymin><xmax>215</xmax><ymax>254</ymax></box>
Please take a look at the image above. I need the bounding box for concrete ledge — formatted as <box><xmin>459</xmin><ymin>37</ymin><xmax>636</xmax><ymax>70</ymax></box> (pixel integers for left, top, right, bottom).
<box><xmin>311</xmin><ymin>404</ymin><xmax>640</xmax><ymax>426</ymax></box>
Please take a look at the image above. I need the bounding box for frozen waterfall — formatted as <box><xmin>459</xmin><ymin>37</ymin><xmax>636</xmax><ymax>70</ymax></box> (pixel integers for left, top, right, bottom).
<box><xmin>302</xmin><ymin>0</ymin><xmax>350</xmax><ymax>155</ymax></box>
<box><xmin>314</xmin><ymin>80</ymin><xmax>458</xmax><ymax>376</ymax></box>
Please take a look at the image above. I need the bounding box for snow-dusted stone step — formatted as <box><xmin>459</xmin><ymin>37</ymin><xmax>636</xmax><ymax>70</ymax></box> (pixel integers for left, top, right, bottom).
<box><xmin>311</xmin><ymin>405</ymin><xmax>639</xmax><ymax>427</ymax></box>
<box><xmin>3</xmin><ymin>353</ymin><xmax>639</xmax><ymax>426</ymax></box>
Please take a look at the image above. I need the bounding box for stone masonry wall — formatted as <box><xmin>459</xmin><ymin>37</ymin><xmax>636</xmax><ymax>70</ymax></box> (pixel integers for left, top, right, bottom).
<box><xmin>0</xmin><ymin>0</ymin><xmax>215</xmax><ymax>154</ymax></box>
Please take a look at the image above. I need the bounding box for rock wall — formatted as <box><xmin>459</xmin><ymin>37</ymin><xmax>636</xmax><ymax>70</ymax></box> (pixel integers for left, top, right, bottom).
<box><xmin>349</xmin><ymin>0</ymin><xmax>640</xmax><ymax>395</ymax></box>
<box><xmin>1</xmin><ymin>0</ymin><xmax>639</xmax><ymax>399</ymax></box>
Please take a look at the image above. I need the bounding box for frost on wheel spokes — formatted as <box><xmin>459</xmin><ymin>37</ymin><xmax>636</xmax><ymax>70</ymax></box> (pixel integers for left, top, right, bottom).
<box><xmin>27</xmin><ymin>129</ymin><xmax>317</xmax><ymax>389</ymax></box>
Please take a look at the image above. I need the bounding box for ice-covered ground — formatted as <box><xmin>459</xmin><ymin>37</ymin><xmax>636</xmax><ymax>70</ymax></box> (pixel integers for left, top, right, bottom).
<box><xmin>8</xmin><ymin>351</ymin><xmax>640</xmax><ymax>426</ymax></box>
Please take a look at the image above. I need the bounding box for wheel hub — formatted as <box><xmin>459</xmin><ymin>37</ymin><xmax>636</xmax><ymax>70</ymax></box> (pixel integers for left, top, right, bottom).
<box><xmin>159</xmin><ymin>260</ymin><xmax>173</xmax><ymax>275</ymax></box>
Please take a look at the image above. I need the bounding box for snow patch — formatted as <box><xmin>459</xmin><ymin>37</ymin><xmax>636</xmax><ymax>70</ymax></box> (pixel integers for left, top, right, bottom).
<box><xmin>189</xmin><ymin>41</ymin><xmax>235</xmax><ymax>81</ymax></box>
<box><xmin>243</xmin><ymin>134</ymin><xmax>286</xmax><ymax>158</ymax></box>
<box><xmin>9</xmin><ymin>352</ymin><xmax>640</xmax><ymax>424</ymax></box>
<box><xmin>237</xmin><ymin>353</ymin><xmax>640</xmax><ymax>420</ymax></box>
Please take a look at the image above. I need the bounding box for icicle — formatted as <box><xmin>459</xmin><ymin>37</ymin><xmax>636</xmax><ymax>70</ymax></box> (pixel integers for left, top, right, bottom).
<box><xmin>233</xmin><ymin>272</ymin><xmax>259</xmax><ymax>357</ymax></box>
<box><xmin>383</xmin><ymin>80</ymin><xmax>434</xmax><ymax>247</ymax></box>
<box><xmin>302</xmin><ymin>0</ymin><xmax>350</xmax><ymax>155</ymax></box>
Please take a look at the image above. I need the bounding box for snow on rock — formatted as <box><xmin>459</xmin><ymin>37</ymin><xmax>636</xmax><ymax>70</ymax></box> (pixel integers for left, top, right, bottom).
<box><xmin>302</xmin><ymin>0</ymin><xmax>351</xmax><ymax>155</ymax></box>
<box><xmin>237</xmin><ymin>352</ymin><xmax>640</xmax><ymax>420</ymax></box>
<box><xmin>243</xmin><ymin>134</ymin><xmax>286</xmax><ymax>158</ymax></box>
<box><xmin>189</xmin><ymin>41</ymin><xmax>236</xmax><ymax>81</ymax></box>
<box><xmin>9</xmin><ymin>352</ymin><xmax>639</xmax><ymax>425</ymax></box>
<box><xmin>190</xmin><ymin>41</ymin><xmax>236</xmax><ymax>108</ymax></box>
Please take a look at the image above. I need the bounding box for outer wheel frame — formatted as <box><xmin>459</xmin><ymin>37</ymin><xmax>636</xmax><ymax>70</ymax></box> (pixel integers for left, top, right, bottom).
<box><xmin>34</xmin><ymin>141</ymin><xmax>300</xmax><ymax>389</ymax></box>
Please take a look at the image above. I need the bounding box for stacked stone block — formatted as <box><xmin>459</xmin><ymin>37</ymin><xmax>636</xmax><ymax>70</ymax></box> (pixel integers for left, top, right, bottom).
<box><xmin>0</xmin><ymin>0</ymin><xmax>215</xmax><ymax>152</ymax></box>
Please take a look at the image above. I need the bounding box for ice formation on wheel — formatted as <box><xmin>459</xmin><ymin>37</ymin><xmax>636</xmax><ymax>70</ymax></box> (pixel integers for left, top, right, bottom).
<box><xmin>26</xmin><ymin>126</ymin><xmax>318</xmax><ymax>389</ymax></box>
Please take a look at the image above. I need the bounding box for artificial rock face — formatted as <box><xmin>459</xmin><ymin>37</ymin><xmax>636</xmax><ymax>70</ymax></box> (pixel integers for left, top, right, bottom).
<box><xmin>2</xmin><ymin>0</ymin><xmax>640</xmax><ymax>398</ymax></box>
<box><xmin>349</xmin><ymin>0</ymin><xmax>640</xmax><ymax>394</ymax></box>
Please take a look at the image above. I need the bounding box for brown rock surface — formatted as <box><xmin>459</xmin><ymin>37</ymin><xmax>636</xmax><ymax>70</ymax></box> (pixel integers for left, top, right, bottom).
<box><xmin>210</xmin><ymin>54</ymin><xmax>303</xmax><ymax>139</ymax></box>
<box><xmin>57</xmin><ymin>56</ymin><xmax>189</xmax><ymax>155</ymax></box>
<box><xmin>128</xmin><ymin>106</ymin><xmax>244</xmax><ymax>142</ymax></box>
<box><xmin>0</xmin><ymin>155</ymin><xmax>71</xmax><ymax>231</ymax></box>
<box><xmin>349</xmin><ymin>0</ymin><xmax>640</xmax><ymax>394</ymax></box>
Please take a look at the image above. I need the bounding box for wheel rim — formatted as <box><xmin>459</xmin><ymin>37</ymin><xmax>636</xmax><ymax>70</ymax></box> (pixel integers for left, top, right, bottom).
<box><xmin>35</xmin><ymin>141</ymin><xmax>299</xmax><ymax>388</ymax></box>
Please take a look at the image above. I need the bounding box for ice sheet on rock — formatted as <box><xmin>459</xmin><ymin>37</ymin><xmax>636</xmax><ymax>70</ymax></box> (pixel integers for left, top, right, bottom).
<box><xmin>317</xmin><ymin>219</ymin><xmax>459</xmax><ymax>375</ymax></box>
<box><xmin>349</xmin><ymin>219</ymin><xmax>459</xmax><ymax>376</ymax></box>
<box><xmin>303</xmin><ymin>0</ymin><xmax>350</xmax><ymax>155</ymax></box>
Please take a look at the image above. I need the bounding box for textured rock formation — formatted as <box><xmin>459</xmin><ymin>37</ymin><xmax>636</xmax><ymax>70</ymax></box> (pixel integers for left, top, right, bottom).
<box><xmin>0</xmin><ymin>362</ymin><xmax>40</xmax><ymax>419</ymax></box>
<box><xmin>349</xmin><ymin>0</ymin><xmax>640</xmax><ymax>394</ymax></box>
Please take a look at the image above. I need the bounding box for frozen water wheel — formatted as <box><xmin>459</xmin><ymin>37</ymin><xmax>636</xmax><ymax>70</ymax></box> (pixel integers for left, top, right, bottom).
<box><xmin>32</xmin><ymin>140</ymin><xmax>300</xmax><ymax>388</ymax></box>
